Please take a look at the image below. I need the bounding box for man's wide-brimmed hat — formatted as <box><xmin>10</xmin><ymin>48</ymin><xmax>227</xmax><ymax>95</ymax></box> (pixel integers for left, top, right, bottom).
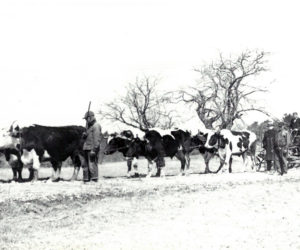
<box><xmin>266</xmin><ymin>120</ymin><xmax>274</xmax><ymax>127</ymax></box>
<box><xmin>83</xmin><ymin>111</ymin><xmax>95</xmax><ymax>119</ymax></box>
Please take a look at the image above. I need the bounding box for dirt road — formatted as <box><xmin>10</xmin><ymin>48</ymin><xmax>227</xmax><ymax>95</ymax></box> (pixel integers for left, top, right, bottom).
<box><xmin>1</xmin><ymin>158</ymin><xmax>300</xmax><ymax>249</ymax></box>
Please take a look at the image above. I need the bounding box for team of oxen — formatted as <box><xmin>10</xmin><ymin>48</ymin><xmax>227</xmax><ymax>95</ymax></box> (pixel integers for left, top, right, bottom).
<box><xmin>0</xmin><ymin>121</ymin><xmax>257</xmax><ymax>182</ymax></box>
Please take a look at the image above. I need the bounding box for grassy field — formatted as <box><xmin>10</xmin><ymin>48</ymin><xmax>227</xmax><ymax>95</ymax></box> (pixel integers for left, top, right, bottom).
<box><xmin>1</xmin><ymin>155</ymin><xmax>300</xmax><ymax>249</ymax></box>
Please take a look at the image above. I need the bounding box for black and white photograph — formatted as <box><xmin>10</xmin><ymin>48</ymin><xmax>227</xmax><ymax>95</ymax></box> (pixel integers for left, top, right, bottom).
<box><xmin>1</xmin><ymin>0</ymin><xmax>300</xmax><ymax>249</ymax></box>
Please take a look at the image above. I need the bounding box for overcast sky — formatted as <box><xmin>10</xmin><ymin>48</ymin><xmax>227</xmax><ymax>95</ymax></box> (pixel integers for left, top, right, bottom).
<box><xmin>0</xmin><ymin>0</ymin><xmax>299</xmax><ymax>130</ymax></box>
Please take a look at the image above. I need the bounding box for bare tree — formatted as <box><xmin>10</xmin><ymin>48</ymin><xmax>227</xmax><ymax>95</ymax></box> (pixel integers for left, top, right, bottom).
<box><xmin>176</xmin><ymin>50</ymin><xmax>270</xmax><ymax>129</ymax></box>
<box><xmin>100</xmin><ymin>76</ymin><xmax>175</xmax><ymax>131</ymax></box>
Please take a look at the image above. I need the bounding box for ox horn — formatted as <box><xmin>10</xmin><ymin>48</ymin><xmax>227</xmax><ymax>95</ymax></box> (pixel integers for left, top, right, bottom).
<box><xmin>8</xmin><ymin>120</ymin><xmax>17</xmax><ymax>132</ymax></box>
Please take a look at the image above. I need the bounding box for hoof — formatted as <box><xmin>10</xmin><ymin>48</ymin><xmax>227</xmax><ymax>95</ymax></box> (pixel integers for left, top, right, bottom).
<box><xmin>185</xmin><ymin>169</ymin><xmax>192</xmax><ymax>175</ymax></box>
<box><xmin>133</xmin><ymin>173</ymin><xmax>140</xmax><ymax>178</ymax></box>
<box><xmin>70</xmin><ymin>176</ymin><xmax>78</xmax><ymax>181</ymax></box>
<box><xmin>204</xmin><ymin>169</ymin><xmax>211</xmax><ymax>174</ymax></box>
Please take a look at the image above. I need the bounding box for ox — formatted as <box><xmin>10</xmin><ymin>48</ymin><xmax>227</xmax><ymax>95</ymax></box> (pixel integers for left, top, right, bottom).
<box><xmin>170</xmin><ymin>128</ymin><xmax>216</xmax><ymax>174</ymax></box>
<box><xmin>2</xmin><ymin>123</ymin><xmax>85</xmax><ymax>181</ymax></box>
<box><xmin>204</xmin><ymin>129</ymin><xmax>257</xmax><ymax>173</ymax></box>
<box><xmin>126</xmin><ymin>128</ymin><xmax>186</xmax><ymax>177</ymax></box>
<box><xmin>103</xmin><ymin>130</ymin><xmax>140</xmax><ymax>177</ymax></box>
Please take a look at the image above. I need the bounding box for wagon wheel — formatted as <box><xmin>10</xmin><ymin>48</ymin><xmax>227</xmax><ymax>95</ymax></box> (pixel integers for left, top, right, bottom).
<box><xmin>287</xmin><ymin>144</ymin><xmax>300</xmax><ymax>169</ymax></box>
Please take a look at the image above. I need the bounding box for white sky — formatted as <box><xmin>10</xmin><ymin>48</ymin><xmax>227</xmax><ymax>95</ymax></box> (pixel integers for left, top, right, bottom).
<box><xmin>0</xmin><ymin>0</ymin><xmax>299</xmax><ymax>130</ymax></box>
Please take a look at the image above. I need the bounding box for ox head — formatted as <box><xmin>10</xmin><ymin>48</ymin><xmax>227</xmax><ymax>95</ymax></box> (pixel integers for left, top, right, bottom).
<box><xmin>198</xmin><ymin>129</ymin><xmax>221</xmax><ymax>149</ymax></box>
<box><xmin>204</xmin><ymin>129</ymin><xmax>229</xmax><ymax>149</ymax></box>
<box><xmin>196</xmin><ymin>130</ymin><xmax>208</xmax><ymax>144</ymax></box>
<box><xmin>8</xmin><ymin>121</ymin><xmax>21</xmax><ymax>138</ymax></box>
<box><xmin>120</xmin><ymin>130</ymin><xmax>134</xmax><ymax>140</ymax></box>
<box><xmin>103</xmin><ymin>133</ymin><xmax>131</xmax><ymax>155</ymax></box>
<box><xmin>0</xmin><ymin>122</ymin><xmax>20</xmax><ymax>151</ymax></box>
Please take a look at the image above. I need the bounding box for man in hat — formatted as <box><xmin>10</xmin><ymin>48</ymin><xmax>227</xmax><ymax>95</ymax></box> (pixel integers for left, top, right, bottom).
<box><xmin>82</xmin><ymin>111</ymin><xmax>102</xmax><ymax>182</ymax></box>
<box><xmin>274</xmin><ymin>122</ymin><xmax>290</xmax><ymax>175</ymax></box>
<box><xmin>290</xmin><ymin>112</ymin><xmax>300</xmax><ymax>130</ymax></box>
<box><xmin>262</xmin><ymin>121</ymin><xmax>276</xmax><ymax>172</ymax></box>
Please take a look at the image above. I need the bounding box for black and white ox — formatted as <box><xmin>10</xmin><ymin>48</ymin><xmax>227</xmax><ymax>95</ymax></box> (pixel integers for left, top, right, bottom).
<box><xmin>103</xmin><ymin>130</ymin><xmax>140</xmax><ymax>177</ymax></box>
<box><xmin>126</xmin><ymin>128</ymin><xmax>187</xmax><ymax>177</ymax></box>
<box><xmin>0</xmin><ymin>123</ymin><xmax>85</xmax><ymax>181</ymax></box>
<box><xmin>203</xmin><ymin>129</ymin><xmax>257</xmax><ymax>173</ymax></box>
<box><xmin>170</xmin><ymin>129</ymin><xmax>216</xmax><ymax>174</ymax></box>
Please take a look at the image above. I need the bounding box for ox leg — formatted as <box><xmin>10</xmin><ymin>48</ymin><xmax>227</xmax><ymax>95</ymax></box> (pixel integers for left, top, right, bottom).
<box><xmin>132</xmin><ymin>158</ymin><xmax>139</xmax><ymax>177</ymax></box>
<box><xmin>28</xmin><ymin>167</ymin><xmax>34</xmax><ymax>181</ymax></box>
<box><xmin>50</xmin><ymin>167</ymin><xmax>56</xmax><ymax>180</ymax></box>
<box><xmin>9</xmin><ymin>157</ymin><xmax>23</xmax><ymax>182</ymax></box>
<box><xmin>51</xmin><ymin>161</ymin><xmax>58</xmax><ymax>181</ymax></box>
<box><xmin>57</xmin><ymin>163</ymin><xmax>62</xmax><ymax>180</ymax></box>
<box><xmin>221</xmin><ymin>148</ymin><xmax>232</xmax><ymax>173</ymax></box>
<box><xmin>12</xmin><ymin>168</ymin><xmax>18</xmax><ymax>182</ymax></box>
<box><xmin>156</xmin><ymin>165</ymin><xmax>161</xmax><ymax>177</ymax></box>
<box><xmin>127</xmin><ymin>158</ymin><xmax>133</xmax><ymax>177</ymax></box>
<box><xmin>185</xmin><ymin>153</ymin><xmax>191</xmax><ymax>174</ymax></box>
<box><xmin>155</xmin><ymin>157</ymin><xmax>166</xmax><ymax>177</ymax></box>
<box><xmin>250</xmin><ymin>153</ymin><xmax>257</xmax><ymax>171</ymax></box>
<box><xmin>17</xmin><ymin>162</ymin><xmax>23</xmax><ymax>182</ymax></box>
<box><xmin>242</xmin><ymin>153</ymin><xmax>251</xmax><ymax>172</ymax></box>
<box><xmin>52</xmin><ymin>161</ymin><xmax>62</xmax><ymax>182</ymax></box>
<box><xmin>215</xmin><ymin>160</ymin><xmax>225</xmax><ymax>173</ymax></box>
<box><xmin>229</xmin><ymin>157</ymin><xmax>233</xmax><ymax>173</ymax></box>
<box><xmin>250</xmin><ymin>142</ymin><xmax>257</xmax><ymax>170</ymax></box>
<box><xmin>32</xmin><ymin>169</ymin><xmax>38</xmax><ymax>182</ymax></box>
<box><xmin>203</xmin><ymin>151</ymin><xmax>213</xmax><ymax>174</ymax></box>
<box><xmin>71</xmin><ymin>155</ymin><xmax>82</xmax><ymax>181</ymax></box>
<box><xmin>175</xmin><ymin>151</ymin><xmax>186</xmax><ymax>176</ymax></box>
<box><xmin>32</xmin><ymin>153</ymin><xmax>41</xmax><ymax>182</ymax></box>
<box><xmin>215</xmin><ymin>149</ymin><xmax>227</xmax><ymax>173</ymax></box>
<box><xmin>146</xmin><ymin>160</ymin><xmax>154</xmax><ymax>178</ymax></box>
<box><xmin>12</xmin><ymin>163</ymin><xmax>23</xmax><ymax>182</ymax></box>
<box><xmin>160</xmin><ymin>167</ymin><xmax>165</xmax><ymax>177</ymax></box>
<box><xmin>51</xmin><ymin>163</ymin><xmax>58</xmax><ymax>181</ymax></box>
<box><xmin>71</xmin><ymin>167</ymin><xmax>80</xmax><ymax>181</ymax></box>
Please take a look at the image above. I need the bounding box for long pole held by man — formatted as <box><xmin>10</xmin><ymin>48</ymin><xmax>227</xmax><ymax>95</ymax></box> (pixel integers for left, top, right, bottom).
<box><xmin>82</xmin><ymin>102</ymin><xmax>102</xmax><ymax>183</ymax></box>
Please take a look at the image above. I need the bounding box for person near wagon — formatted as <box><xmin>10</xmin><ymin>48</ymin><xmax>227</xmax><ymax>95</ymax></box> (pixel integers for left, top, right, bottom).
<box><xmin>274</xmin><ymin>122</ymin><xmax>290</xmax><ymax>175</ymax></box>
<box><xmin>289</xmin><ymin>112</ymin><xmax>300</xmax><ymax>130</ymax></box>
<box><xmin>82</xmin><ymin>111</ymin><xmax>102</xmax><ymax>183</ymax></box>
<box><xmin>289</xmin><ymin>112</ymin><xmax>300</xmax><ymax>144</ymax></box>
<box><xmin>262</xmin><ymin>121</ymin><xmax>276</xmax><ymax>172</ymax></box>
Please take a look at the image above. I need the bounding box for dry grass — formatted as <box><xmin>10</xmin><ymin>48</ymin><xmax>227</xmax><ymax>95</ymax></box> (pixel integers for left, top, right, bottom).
<box><xmin>1</xmin><ymin>155</ymin><xmax>300</xmax><ymax>249</ymax></box>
